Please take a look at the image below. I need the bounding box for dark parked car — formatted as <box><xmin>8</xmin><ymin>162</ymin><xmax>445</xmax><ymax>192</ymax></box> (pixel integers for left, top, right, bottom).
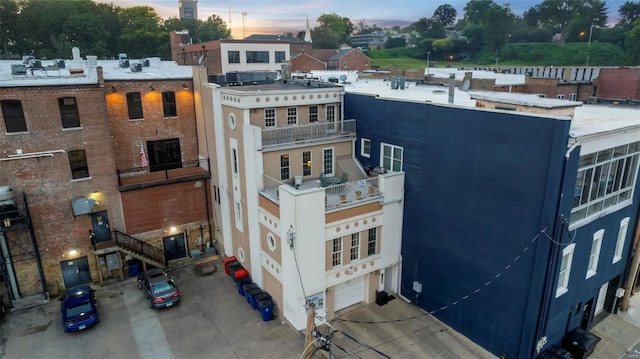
<box><xmin>60</xmin><ymin>285</ymin><xmax>99</xmax><ymax>332</ymax></box>
<box><xmin>137</xmin><ymin>268</ymin><xmax>180</xmax><ymax>309</ymax></box>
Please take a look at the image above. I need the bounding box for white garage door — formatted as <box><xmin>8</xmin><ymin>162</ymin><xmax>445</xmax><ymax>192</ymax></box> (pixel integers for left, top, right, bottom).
<box><xmin>334</xmin><ymin>276</ymin><xmax>365</xmax><ymax>312</ymax></box>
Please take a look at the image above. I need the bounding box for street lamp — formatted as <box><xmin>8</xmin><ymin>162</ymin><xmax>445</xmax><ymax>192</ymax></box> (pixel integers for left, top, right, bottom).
<box><xmin>586</xmin><ymin>23</ymin><xmax>595</xmax><ymax>66</ymax></box>
<box><xmin>427</xmin><ymin>51</ymin><xmax>431</xmax><ymax>75</ymax></box>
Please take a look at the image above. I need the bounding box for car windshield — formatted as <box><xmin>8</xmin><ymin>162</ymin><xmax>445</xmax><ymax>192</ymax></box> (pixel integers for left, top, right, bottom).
<box><xmin>66</xmin><ymin>301</ymin><xmax>92</xmax><ymax>317</ymax></box>
<box><xmin>151</xmin><ymin>281</ymin><xmax>175</xmax><ymax>294</ymax></box>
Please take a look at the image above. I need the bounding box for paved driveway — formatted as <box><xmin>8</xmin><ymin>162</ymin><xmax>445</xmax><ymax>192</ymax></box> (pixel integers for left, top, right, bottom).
<box><xmin>0</xmin><ymin>263</ymin><xmax>305</xmax><ymax>359</ymax></box>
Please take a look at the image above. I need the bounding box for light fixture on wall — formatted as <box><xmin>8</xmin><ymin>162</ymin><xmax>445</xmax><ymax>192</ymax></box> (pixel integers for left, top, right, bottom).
<box><xmin>149</xmin><ymin>85</ymin><xmax>155</xmax><ymax>91</ymax></box>
<box><xmin>111</xmin><ymin>86</ymin><xmax>116</xmax><ymax>92</ymax></box>
<box><xmin>182</xmin><ymin>83</ymin><xmax>189</xmax><ymax>89</ymax></box>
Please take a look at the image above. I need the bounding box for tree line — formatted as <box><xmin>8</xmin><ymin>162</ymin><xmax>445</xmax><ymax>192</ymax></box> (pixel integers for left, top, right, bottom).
<box><xmin>0</xmin><ymin>0</ymin><xmax>230</xmax><ymax>60</ymax></box>
<box><xmin>305</xmin><ymin>0</ymin><xmax>640</xmax><ymax>63</ymax></box>
<box><xmin>1</xmin><ymin>0</ymin><xmax>639</xmax><ymax>63</ymax></box>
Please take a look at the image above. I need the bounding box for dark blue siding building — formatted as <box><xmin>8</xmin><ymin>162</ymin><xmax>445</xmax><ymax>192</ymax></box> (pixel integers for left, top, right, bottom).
<box><xmin>345</xmin><ymin>92</ymin><xmax>640</xmax><ymax>358</ymax></box>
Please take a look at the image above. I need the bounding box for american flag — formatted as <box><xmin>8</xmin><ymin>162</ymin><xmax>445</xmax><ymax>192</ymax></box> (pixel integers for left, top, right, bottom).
<box><xmin>139</xmin><ymin>141</ymin><xmax>148</xmax><ymax>167</ymax></box>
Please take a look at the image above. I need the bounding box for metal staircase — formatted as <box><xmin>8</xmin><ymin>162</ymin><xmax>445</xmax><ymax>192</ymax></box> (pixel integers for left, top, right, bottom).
<box><xmin>94</xmin><ymin>230</ymin><xmax>166</xmax><ymax>269</ymax></box>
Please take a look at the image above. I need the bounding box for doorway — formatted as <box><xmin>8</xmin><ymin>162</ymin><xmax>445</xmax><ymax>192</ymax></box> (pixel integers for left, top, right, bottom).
<box><xmin>60</xmin><ymin>256</ymin><xmax>91</xmax><ymax>288</ymax></box>
<box><xmin>91</xmin><ymin>211</ymin><xmax>111</xmax><ymax>243</ymax></box>
<box><xmin>163</xmin><ymin>233</ymin><xmax>186</xmax><ymax>261</ymax></box>
<box><xmin>581</xmin><ymin>298</ymin><xmax>594</xmax><ymax>329</ymax></box>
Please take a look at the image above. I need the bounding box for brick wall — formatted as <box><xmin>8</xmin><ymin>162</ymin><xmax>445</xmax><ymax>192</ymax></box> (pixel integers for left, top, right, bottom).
<box><xmin>596</xmin><ymin>68</ymin><xmax>640</xmax><ymax>100</ymax></box>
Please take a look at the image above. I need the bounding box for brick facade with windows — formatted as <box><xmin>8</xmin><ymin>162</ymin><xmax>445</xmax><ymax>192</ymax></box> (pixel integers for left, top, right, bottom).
<box><xmin>0</xmin><ymin>67</ymin><xmax>123</xmax><ymax>295</ymax></box>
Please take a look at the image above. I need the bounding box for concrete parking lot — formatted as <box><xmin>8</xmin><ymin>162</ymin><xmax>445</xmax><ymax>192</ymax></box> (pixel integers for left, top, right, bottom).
<box><xmin>0</xmin><ymin>259</ymin><xmax>503</xmax><ymax>359</ymax></box>
<box><xmin>0</xmin><ymin>262</ymin><xmax>306</xmax><ymax>359</ymax></box>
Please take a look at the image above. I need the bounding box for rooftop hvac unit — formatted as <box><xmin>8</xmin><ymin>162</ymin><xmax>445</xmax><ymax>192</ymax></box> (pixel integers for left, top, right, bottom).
<box><xmin>55</xmin><ymin>59</ymin><xmax>65</xmax><ymax>68</ymax></box>
<box><xmin>130</xmin><ymin>63</ymin><xmax>142</xmax><ymax>72</ymax></box>
<box><xmin>208</xmin><ymin>74</ymin><xmax>226</xmax><ymax>84</ymax></box>
<box><xmin>226</xmin><ymin>71</ymin><xmax>239</xmax><ymax>85</ymax></box>
<box><xmin>11</xmin><ymin>64</ymin><xmax>27</xmax><ymax>76</ymax></box>
<box><xmin>143</xmin><ymin>59</ymin><xmax>150</xmax><ymax>67</ymax></box>
<box><xmin>119</xmin><ymin>59</ymin><xmax>129</xmax><ymax>68</ymax></box>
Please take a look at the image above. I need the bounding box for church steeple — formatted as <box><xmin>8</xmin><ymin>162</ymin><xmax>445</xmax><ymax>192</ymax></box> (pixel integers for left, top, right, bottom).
<box><xmin>304</xmin><ymin>16</ymin><xmax>313</xmax><ymax>43</ymax></box>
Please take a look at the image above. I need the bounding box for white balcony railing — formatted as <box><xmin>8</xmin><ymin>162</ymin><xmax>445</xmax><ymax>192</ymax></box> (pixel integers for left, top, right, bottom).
<box><xmin>262</xmin><ymin>119</ymin><xmax>356</xmax><ymax>148</ymax></box>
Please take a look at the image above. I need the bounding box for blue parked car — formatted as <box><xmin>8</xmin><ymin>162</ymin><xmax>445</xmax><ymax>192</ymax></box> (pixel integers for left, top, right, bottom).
<box><xmin>60</xmin><ymin>286</ymin><xmax>99</xmax><ymax>332</ymax></box>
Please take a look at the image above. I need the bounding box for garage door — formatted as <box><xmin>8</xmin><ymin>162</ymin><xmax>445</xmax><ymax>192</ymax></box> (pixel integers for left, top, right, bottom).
<box><xmin>334</xmin><ymin>276</ymin><xmax>365</xmax><ymax>312</ymax></box>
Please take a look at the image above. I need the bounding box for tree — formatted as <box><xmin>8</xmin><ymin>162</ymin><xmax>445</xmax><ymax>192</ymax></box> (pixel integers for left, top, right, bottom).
<box><xmin>313</xmin><ymin>13</ymin><xmax>354</xmax><ymax>47</ymax></box>
<box><xmin>117</xmin><ymin>6</ymin><xmax>165</xmax><ymax>58</ymax></box>
<box><xmin>483</xmin><ymin>4</ymin><xmax>516</xmax><ymax>53</ymax></box>
<box><xmin>525</xmin><ymin>0</ymin><xmax>608</xmax><ymax>41</ymax></box>
<box><xmin>0</xmin><ymin>0</ymin><xmax>19</xmax><ymax>58</ymax></box>
<box><xmin>619</xmin><ymin>1</ymin><xmax>640</xmax><ymax>24</ymax></box>
<box><xmin>624</xmin><ymin>18</ymin><xmax>640</xmax><ymax>59</ymax></box>
<box><xmin>462</xmin><ymin>0</ymin><xmax>497</xmax><ymax>25</ymax></box>
<box><xmin>385</xmin><ymin>37</ymin><xmax>406</xmax><ymax>48</ymax></box>
<box><xmin>411</xmin><ymin>17</ymin><xmax>446</xmax><ymax>39</ymax></box>
<box><xmin>433</xmin><ymin>4</ymin><xmax>457</xmax><ymax>27</ymax></box>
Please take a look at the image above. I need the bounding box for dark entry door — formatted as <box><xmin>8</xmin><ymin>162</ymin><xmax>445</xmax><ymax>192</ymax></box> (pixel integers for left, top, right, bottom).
<box><xmin>91</xmin><ymin>211</ymin><xmax>110</xmax><ymax>243</ymax></box>
<box><xmin>581</xmin><ymin>299</ymin><xmax>594</xmax><ymax>329</ymax></box>
<box><xmin>60</xmin><ymin>256</ymin><xmax>91</xmax><ymax>288</ymax></box>
<box><xmin>163</xmin><ymin>234</ymin><xmax>186</xmax><ymax>261</ymax></box>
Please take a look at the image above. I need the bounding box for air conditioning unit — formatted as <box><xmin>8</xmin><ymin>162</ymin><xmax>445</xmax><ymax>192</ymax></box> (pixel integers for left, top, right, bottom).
<box><xmin>130</xmin><ymin>63</ymin><xmax>142</xmax><ymax>72</ymax></box>
<box><xmin>142</xmin><ymin>59</ymin><xmax>150</xmax><ymax>67</ymax></box>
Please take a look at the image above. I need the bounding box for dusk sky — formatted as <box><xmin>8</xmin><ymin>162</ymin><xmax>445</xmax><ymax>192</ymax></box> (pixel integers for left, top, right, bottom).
<box><xmin>100</xmin><ymin>0</ymin><xmax>629</xmax><ymax>39</ymax></box>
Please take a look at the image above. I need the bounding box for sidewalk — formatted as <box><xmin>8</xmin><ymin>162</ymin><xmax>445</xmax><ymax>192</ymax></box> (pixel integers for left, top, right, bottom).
<box><xmin>591</xmin><ymin>293</ymin><xmax>640</xmax><ymax>359</ymax></box>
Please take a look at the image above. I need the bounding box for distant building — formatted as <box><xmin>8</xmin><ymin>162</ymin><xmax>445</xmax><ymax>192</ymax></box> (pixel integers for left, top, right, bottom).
<box><xmin>327</xmin><ymin>48</ymin><xmax>371</xmax><ymax>71</ymax></box>
<box><xmin>349</xmin><ymin>30</ymin><xmax>387</xmax><ymax>50</ymax></box>
<box><xmin>179</xmin><ymin>0</ymin><xmax>198</xmax><ymax>20</ymax></box>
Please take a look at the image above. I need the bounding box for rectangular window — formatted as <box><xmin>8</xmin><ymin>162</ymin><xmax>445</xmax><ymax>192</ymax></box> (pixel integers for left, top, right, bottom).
<box><xmin>556</xmin><ymin>243</ymin><xmax>575</xmax><ymax>298</ymax></box>
<box><xmin>309</xmin><ymin>105</ymin><xmax>318</xmax><ymax>123</ymax></box>
<box><xmin>361</xmin><ymin>138</ymin><xmax>371</xmax><ymax>158</ymax></box>
<box><xmin>570</xmin><ymin>93</ymin><xmax>578</xmax><ymax>101</ymax></box>
<box><xmin>367</xmin><ymin>228</ymin><xmax>377</xmax><ymax>256</ymax></box>
<box><xmin>557</xmin><ymin>94</ymin><xmax>565</xmax><ymax>99</ymax></box>
<box><xmin>586</xmin><ymin>229</ymin><xmax>604</xmax><ymax>279</ymax></box>
<box><xmin>265</xmin><ymin>108</ymin><xmax>276</xmax><ymax>128</ymax></box>
<box><xmin>126</xmin><ymin>92</ymin><xmax>143</xmax><ymax>119</ymax></box>
<box><xmin>280</xmin><ymin>154</ymin><xmax>290</xmax><ymax>181</ymax></box>
<box><xmin>326</xmin><ymin>104</ymin><xmax>336</xmax><ymax>131</ymax></box>
<box><xmin>350</xmin><ymin>233</ymin><xmax>360</xmax><ymax>261</ymax></box>
<box><xmin>332</xmin><ymin>238</ymin><xmax>342</xmax><ymax>267</ymax></box>
<box><xmin>246</xmin><ymin>51</ymin><xmax>269</xmax><ymax>63</ymax></box>
<box><xmin>381</xmin><ymin>143</ymin><xmax>403</xmax><ymax>172</ymax></box>
<box><xmin>571</xmin><ymin>141</ymin><xmax>640</xmax><ymax>225</ymax></box>
<box><xmin>287</xmin><ymin>107</ymin><xmax>297</xmax><ymax>125</ymax></box>
<box><xmin>228</xmin><ymin>51</ymin><xmax>240</xmax><ymax>63</ymax></box>
<box><xmin>232</xmin><ymin>148</ymin><xmax>239</xmax><ymax>175</ymax></box>
<box><xmin>59</xmin><ymin>97</ymin><xmax>80</xmax><ymax>128</ymax></box>
<box><xmin>613</xmin><ymin>217</ymin><xmax>630</xmax><ymax>263</ymax></box>
<box><xmin>323</xmin><ymin>148</ymin><xmax>334</xmax><ymax>175</ymax></box>
<box><xmin>303</xmin><ymin>151</ymin><xmax>311</xmax><ymax>176</ymax></box>
<box><xmin>147</xmin><ymin>138</ymin><xmax>182</xmax><ymax>172</ymax></box>
<box><xmin>1</xmin><ymin>100</ymin><xmax>27</xmax><ymax>132</ymax></box>
<box><xmin>162</xmin><ymin>91</ymin><xmax>177</xmax><ymax>117</ymax></box>
<box><xmin>68</xmin><ymin>150</ymin><xmax>89</xmax><ymax>179</ymax></box>
<box><xmin>275</xmin><ymin>51</ymin><xmax>286</xmax><ymax>63</ymax></box>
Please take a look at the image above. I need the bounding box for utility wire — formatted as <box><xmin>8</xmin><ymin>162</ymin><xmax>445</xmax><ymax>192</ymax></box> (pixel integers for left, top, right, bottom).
<box><xmin>292</xmin><ymin>241</ymin><xmax>308</xmax><ymax>305</ymax></box>
<box><xmin>340</xmin><ymin>331</ymin><xmax>391</xmax><ymax>359</ymax></box>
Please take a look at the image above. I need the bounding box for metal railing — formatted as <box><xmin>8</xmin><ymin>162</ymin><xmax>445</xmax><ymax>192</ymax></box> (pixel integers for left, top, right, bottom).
<box><xmin>117</xmin><ymin>158</ymin><xmax>209</xmax><ymax>186</ymax></box>
<box><xmin>114</xmin><ymin>230</ymin><xmax>166</xmax><ymax>266</ymax></box>
<box><xmin>262</xmin><ymin>119</ymin><xmax>356</xmax><ymax>148</ymax></box>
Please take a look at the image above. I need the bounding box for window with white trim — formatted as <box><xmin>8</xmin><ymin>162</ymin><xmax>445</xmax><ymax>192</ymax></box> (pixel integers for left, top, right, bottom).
<box><xmin>303</xmin><ymin>151</ymin><xmax>311</xmax><ymax>176</ymax></box>
<box><xmin>367</xmin><ymin>228</ymin><xmax>377</xmax><ymax>256</ymax></box>
<box><xmin>232</xmin><ymin>148</ymin><xmax>239</xmax><ymax>176</ymax></box>
<box><xmin>557</xmin><ymin>94</ymin><xmax>565</xmax><ymax>99</ymax></box>
<box><xmin>381</xmin><ymin>143</ymin><xmax>403</xmax><ymax>172</ymax></box>
<box><xmin>323</xmin><ymin>148</ymin><xmax>334</xmax><ymax>175</ymax></box>
<box><xmin>309</xmin><ymin>105</ymin><xmax>318</xmax><ymax>123</ymax></box>
<box><xmin>613</xmin><ymin>217</ymin><xmax>630</xmax><ymax>263</ymax></box>
<box><xmin>572</xmin><ymin>141</ymin><xmax>640</xmax><ymax>225</ymax></box>
<box><xmin>586</xmin><ymin>229</ymin><xmax>604</xmax><ymax>279</ymax></box>
<box><xmin>265</xmin><ymin>108</ymin><xmax>276</xmax><ymax>127</ymax></box>
<box><xmin>361</xmin><ymin>138</ymin><xmax>371</xmax><ymax>158</ymax></box>
<box><xmin>287</xmin><ymin>107</ymin><xmax>297</xmax><ymax>125</ymax></box>
<box><xmin>280</xmin><ymin>154</ymin><xmax>290</xmax><ymax>181</ymax></box>
<box><xmin>350</xmin><ymin>233</ymin><xmax>360</xmax><ymax>261</ymax></box>
<box><xmin>332</xmin><ymin>238</ymin><xmax>342</xmax><ymax>267</ymax></box>
<box><xmin>326</xmin><ymin>104</ymin><xmax>336</xmax><ymax>131</ymax></box>
<box><xmin>556</xmin><ymin>243</ymin><xmax>575</xmax><ymax>297</ymax></box>
<box><xmin>569</xmin><ymin>93</ymin><xmax>577</xmax><ymax>101</ymax></box>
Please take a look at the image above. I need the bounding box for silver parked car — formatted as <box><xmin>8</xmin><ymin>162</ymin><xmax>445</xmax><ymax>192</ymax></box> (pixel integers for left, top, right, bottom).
<box><xmin>137</xmin><ymin>268</ymin><xmax>181</xmax><ymax>309</ymax></box>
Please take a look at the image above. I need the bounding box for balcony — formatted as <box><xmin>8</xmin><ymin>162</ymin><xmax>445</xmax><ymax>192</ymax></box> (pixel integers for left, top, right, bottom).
<box><xmin>260</xmin><ymin>174</ymin><xmax>381</xmax><ymax>211</ymax></box>
<box><xmin>117</xmin><ymin>159</ymin><xmax>210</xmax><ymax>191</ymax></box>
<box><xmin>262</xmin><ymin>119</ymin><xmax>356</xmax><ymax>149</ymax></box>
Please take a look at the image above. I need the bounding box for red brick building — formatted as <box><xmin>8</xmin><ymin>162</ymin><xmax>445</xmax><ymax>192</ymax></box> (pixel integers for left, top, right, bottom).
<box><xmin>327</xmin><ymin>48</ymin><xmax>371</xmax><ymax>71</ymax></box>
<box><xmin>0</xmin><ymin>56</ymin><xmax>211</xmax><ymax>301</ymax></box>
<box><xmin>594</xmin><ymin>67</ymin><xmax>640</xmax><ymax>101</ymax></box>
